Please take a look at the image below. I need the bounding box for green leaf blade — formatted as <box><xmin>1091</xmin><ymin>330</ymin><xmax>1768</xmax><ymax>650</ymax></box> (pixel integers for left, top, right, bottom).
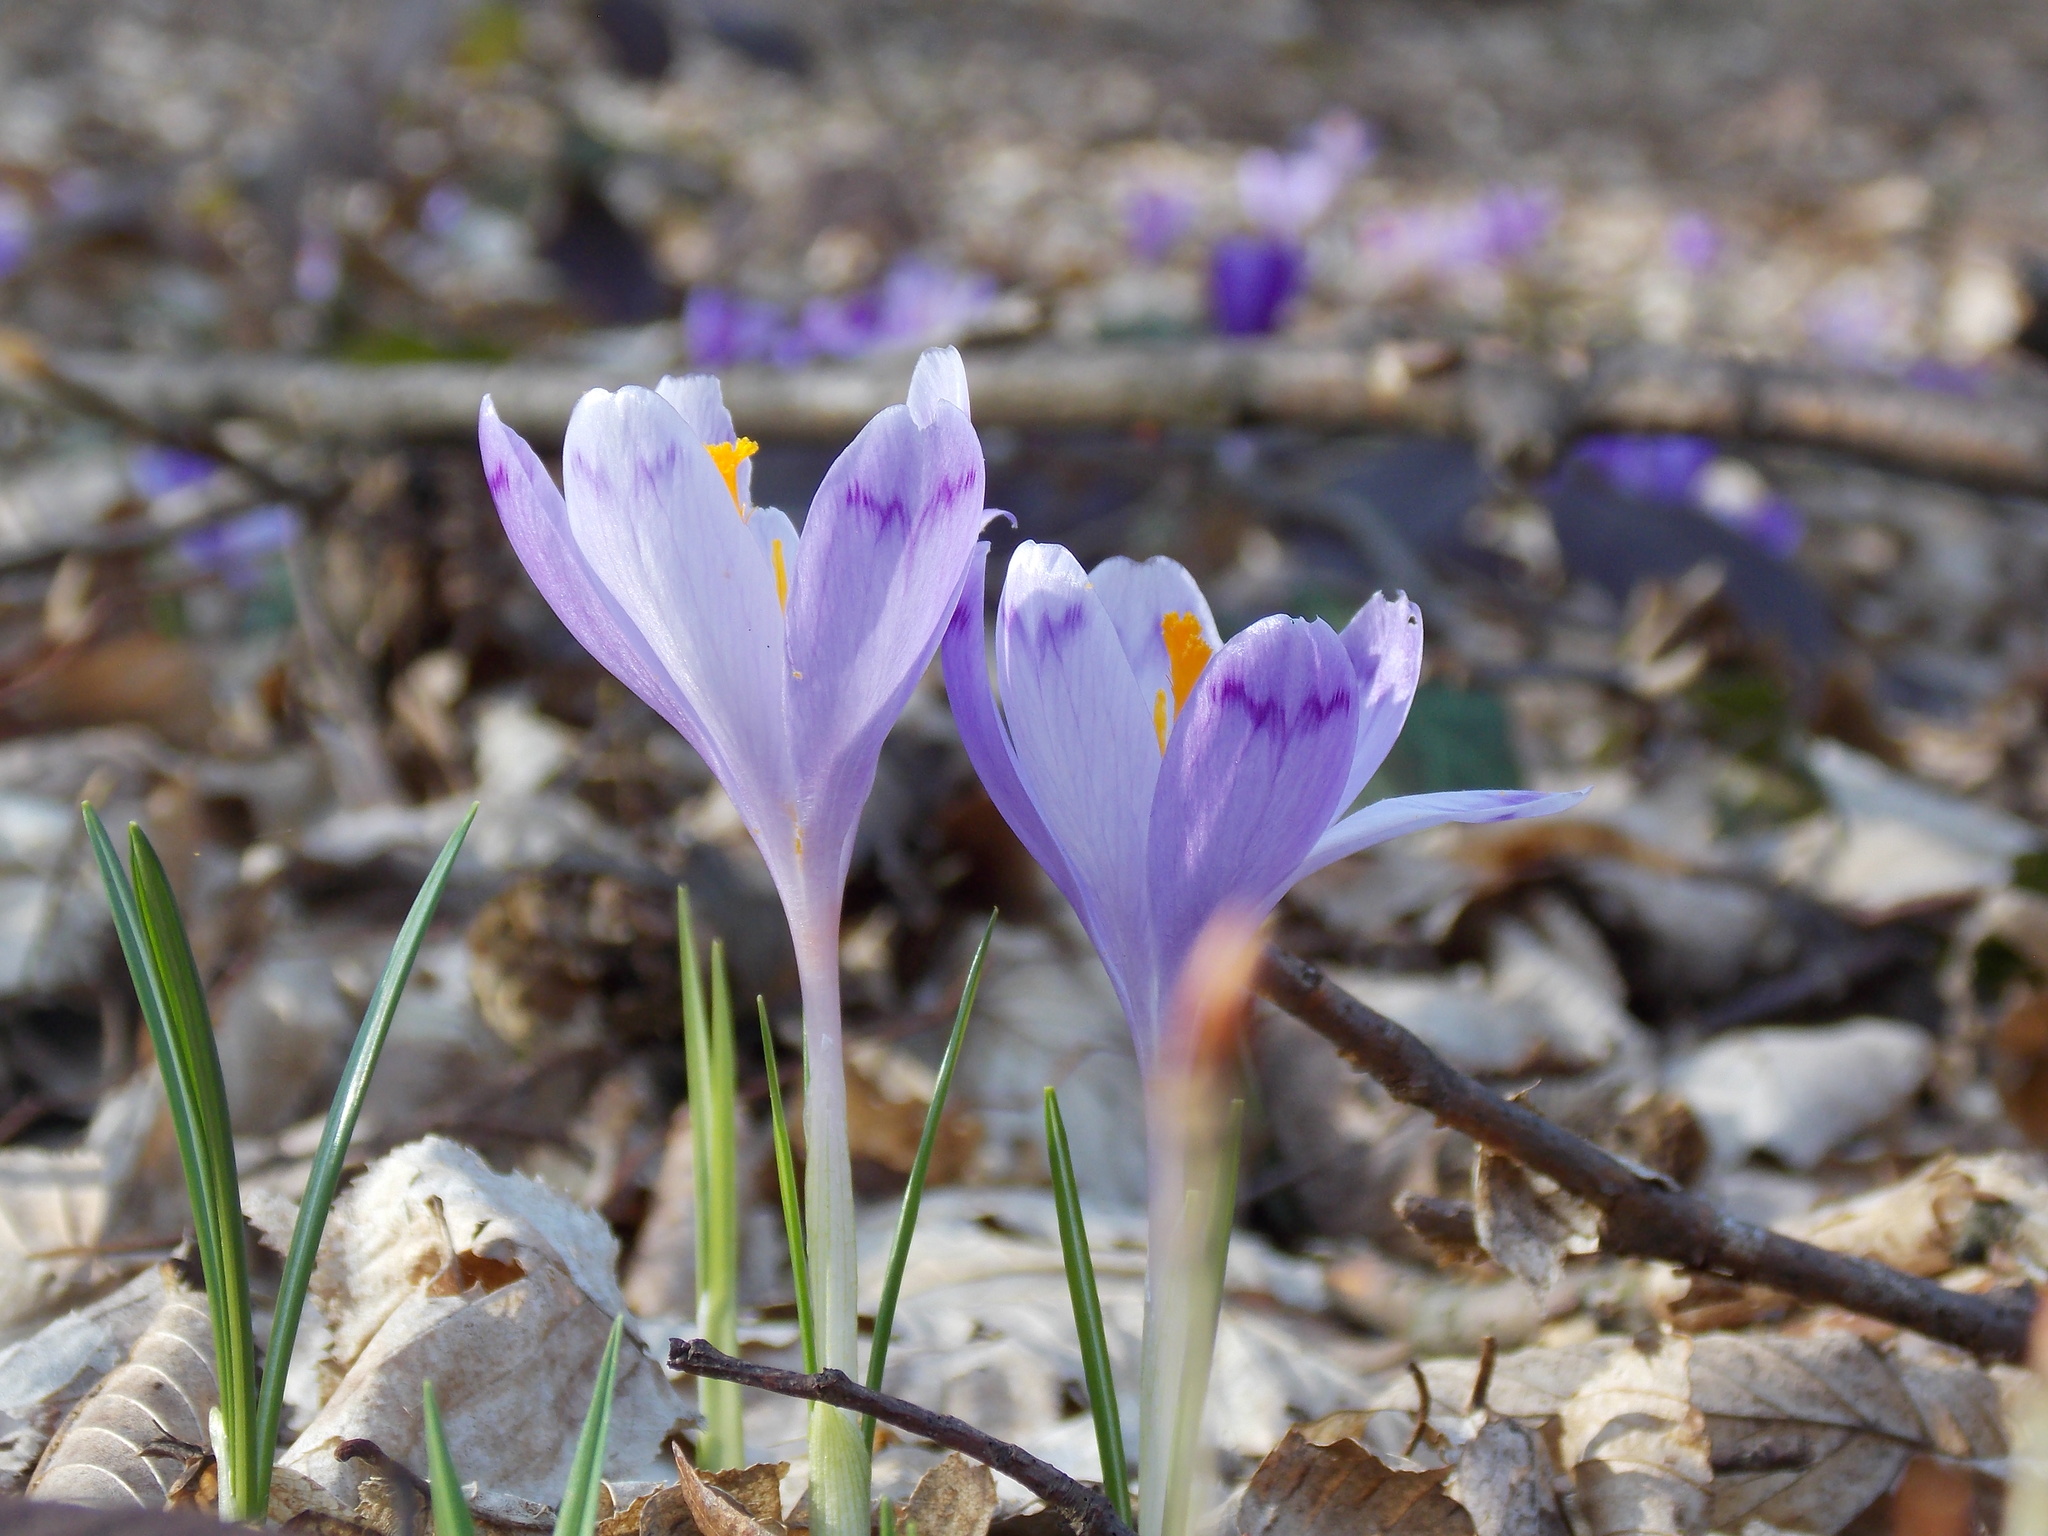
<box><xmin>253</xmin><ymin>806</ymin><xmax>476</xmax><ymax>1512</ymax></box>
<box><xmin>423</xmin><ymin>1379</ymin><xmax>480</xmax><ymax>1536</ymax></box>
<box><xmin>1046</xmin><ymin>1086</ymin><xmax>1130</xmax><ymax>1526</ymax></box>
<box><xmin>553</xmin><ymin>1315</ymin><xmax>626</xmax><ymax>1536</ymax></box>
<box><xmin>864</xmin><ymin>911</ymin><xmax>995</xmax><ymax>1449</ymax></box>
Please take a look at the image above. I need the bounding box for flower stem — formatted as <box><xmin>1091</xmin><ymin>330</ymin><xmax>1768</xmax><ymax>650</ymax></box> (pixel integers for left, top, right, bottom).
<box><xmin>794</xmin><ymin>915</ymin><xmax>869</xmax><ymax>1536</ymax></box>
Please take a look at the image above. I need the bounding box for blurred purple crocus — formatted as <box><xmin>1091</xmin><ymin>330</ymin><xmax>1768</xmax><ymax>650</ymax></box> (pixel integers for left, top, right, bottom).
<box><xmin>1210</xmin><ymin>111</ymin><xmax>1373</xmax><ymax>336</ymax></box>
<box><xmin>941</xmin><ymin>545</ymin><xmax>1583</xmax><ymax>1064</ymax></box>
<box><xmin>1357</xmin><ymin>183</ymin><xmax>1557</xmax><ymax>285</ymax></box>
<box><xmin>480</xmin><ymin>348</ymin><xmax>990</xmax><ymax>1536</ymax></box>
<box><xmin>1125</xmin><ymin>186</ymin><xmax>1197</xmax><ymax>264</ymax></box>
<box><xmin>684</xmin><ymin>257</ymin><xmax>995</xmax><ymax>370</ymax></box>
<box><xmin>1209</xmin><ymin>233</ymin><xmax>1304</xmax><ymax>336</ymax></box>
<box><xmin>1563</xmin><ymin>433</ymin><xmax>1802</xmax><ymax>559</ymax></box>
<box><xmin>0</xmin><ymin>189</ymin><xmax>33</xmax><ymax>281</ymax></box>
<box><xmin>179</xmin><ymin>504</ymin><xmax>301</xmax><ymax>590</ymax></box>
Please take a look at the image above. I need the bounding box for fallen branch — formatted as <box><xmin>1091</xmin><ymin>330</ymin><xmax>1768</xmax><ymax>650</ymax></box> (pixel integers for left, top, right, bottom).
<box><xmin>27</xmin><ymin>339</ymin><xmax>2048</xmax><ymax>492</ymax></box>
<box><xmin>1257</xmin><ymin>946</ymin><xmax>2035</xmax><ymax>1363</ymax></box>
<box><xmin>667</xmin><ymin>1338</ymin><xmax>1133</xmax><ymax>1536</ymax></box>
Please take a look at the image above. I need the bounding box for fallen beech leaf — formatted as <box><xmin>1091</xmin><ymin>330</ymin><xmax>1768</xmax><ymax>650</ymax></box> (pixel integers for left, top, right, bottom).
<box><xmin>1692</xmin><ymin>1333</ymin><xmax>2002</xmax><ymax>1536</ymax></box>
<box><xmin>1557</xmin><ymin>1334</ymin><xmax>1710</xmax><ymax>1536</ymax></box>
<box><xmin>24</xmin><ymin>1262</ymin><xmax>215</xmax><ymax>1510</ymax></box>
<box><xmin>278</xmin><ymin>1137</ymin><xmax>685</xmax><ymax>1515</ymax></box>
<box><xmin>1237</xmin><ymin>1427</ymin><xmax>1475</xmax><ymax>1536</ymax></box>
<box><xmin>0</xmin><ymin>1501</ymin><xmax>243</xmax><ymax>1535</ymax></box>
<box><xmin>1445</xmin><ymin>1414</ymin><xmax>1569</xmax><ymax>1536</ymax></box>
<box><xmin>1472</xmin><ymin>1150</ymin><xmax>1602</xmax><ymax>1296</ymax></box>
<box><xmin>902</xmin><ymin>1452</ymin><xmax>998</xmax><ymax>1536</ymax></box>
<box><xmin>845</xmin><ymin>1038</ymin><xmax>980</xmax><ymax>1182</ymax></box>
<box><xmin>0</xmin><ymin>1263</ymin><xmax>169</xmax><ymax>1493</ymax></box>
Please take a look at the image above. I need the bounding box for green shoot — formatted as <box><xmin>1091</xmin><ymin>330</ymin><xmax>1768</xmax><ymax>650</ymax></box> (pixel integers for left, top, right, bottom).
<box><xmin>679</xmin><ymin>890</ymin><xmax>742</xmax><ymax>1469</ymax></box>
<box><xmin>86</xmin><ymin>810</ymin><xmax>259</xmax><ymax>1519</ymax></box>
<box><xmin>879</xmin><ymin>1497</ymin><xmax>895</xmax><ymax>1536</ymax></box>
<box><xmin>1045</xmin><ymin>1087</ymin><xmax>1130</xmax><ymax>1525</ymax></box>
<box><xmin>85</xmin><ymin>803</ymin><xmax>474</xmax><ymax>1521</ymax></box>
<box><xmin>422</xmin><ymin>1380</ymin><xmax>479</xmax><ymax>1536</ymax></box>
<box><xmin>758</xmin><ymin>997</ymin><xmax>816</xmax><ymax>1374</ymax></box>
<box><xmin>863</xmin><ymin>911</ymin><xmax>995</xmax><ymax>1450</ymax></box>
<box><xmin>552</xmin><ymin>1315</ymin><xmax>626</xmax><ymax>1536</ymax></box>
<box><xmin>256</xmin><ymin>808</ymin><xmax>475</xmax><ymax>1512</ymax></box>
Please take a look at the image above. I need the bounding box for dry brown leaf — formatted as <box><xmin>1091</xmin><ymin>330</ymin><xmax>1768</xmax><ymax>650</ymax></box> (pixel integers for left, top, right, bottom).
<box><xmin>1237</xmin><ymin>1427</ymin><xmax>1476</xmax><ymax>1536</ymax></box>
<box><xmin>25</xmin><ymin>1262</ymin><xmax>216</xmax><ymax>1509</ymax></box>
<box><xmin>670</xmin><ymin>1449</ymin><xmax>777</xmax><ymax>1536</ymax></box>
<box><xmin>1445</xmin><ymin>1414</ymin><xmax>1569</xmax><ymax>1536</ymax></box>
<box><xmin>1690</xmin><ymin>1332</ymin><xmax>2001</xmax><ymax>1536</ymax></box>
<box><xmin>845</xmin><ymin>1038</ymin><xmax>980</xmax><ymax>1182</ymax></box>
<box><xmin>1557</xmin><ymin>1333</ymin><xmax>1710</xmax><ymax>1536</ymax></box>
<box><xmin>900</xmin><ymin>1452</ymin><xmax>997</xmax><ymax>1536</ymax></box>
<box><xmin>1473</xmin><ymin>1150</ymin><xmax>1602</xmax><ymax>1297</ymax></box>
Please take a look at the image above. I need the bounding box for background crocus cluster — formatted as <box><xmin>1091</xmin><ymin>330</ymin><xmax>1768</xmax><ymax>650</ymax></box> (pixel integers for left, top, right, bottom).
<box><xmin>1209</xmin><ymin>110</ymin><xmax>1374</xmax><ymax>336</ymax></box>
<box><xmin>1559</xmin><ymin>433</ymin><xmax>1803</xmax><ymax>559</ymax></box>
<box><xmin>684</xmin><ymin>256</ymin><xmax>996</xmax><ymax>370</ymax></box>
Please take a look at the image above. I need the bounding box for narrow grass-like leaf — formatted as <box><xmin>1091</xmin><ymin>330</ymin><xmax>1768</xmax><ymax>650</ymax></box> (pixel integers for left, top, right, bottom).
<box><xmin>758</xmin><ymin>997</ymin><xmax>815</xmax><ymax>1375</ymax></box>
<box><xmin>251</xmin><ymin>807</ymin><xmax>475</xmax><ymax>1512</ymax></box>
<box><xmin>81</xmin><ymin>808</ymin><xmax>210</xmax><ymax>1286</ymax></box>
<box><xmin>878</xmin><ymin>1496</ymin><xmax>896</xmax><ymax>1536</ymax></box>
<box><xmin>552</xmin><ymin>1314</ymin><xmax>625</xmax><ymax>1536</ymax></box>
<box><xmin>863</xmin><ymin>912</ymin><xmax>995</xmax><ymax>1449</ymax></box>
<box><xmin>422</xmin><ymin>1379</ymin><xmax>479</xmax><ymax>1536</ymax></box>
<box><xmin>125</xmin><ymin>823</ymin><xmax>261</xmax><ymax>1520</ymax></box>
<box><xmin>680</xmin><ymin>891</ymin><xmax>743</xmax><ymax>1468</ymax></box>
<box><xmin>1045</xmin><ymin>1086</ymin><xmax>1130</xmax><ymax>1525</ymax></box>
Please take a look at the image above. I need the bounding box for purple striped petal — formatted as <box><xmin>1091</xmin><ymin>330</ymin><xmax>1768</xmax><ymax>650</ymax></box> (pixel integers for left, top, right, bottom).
<box><xmin>560</xmin><ymin>385</ymin><xmax>794</xmax><ymax>862</ymax></box>
<box><xmin>997</xmin><ymin>541</ymin><xmax>1162</xmax><ymax>1032</ymax></box>
<box><xmin>940</xmin><ymin>543</ymin><xmax>1085</xmax><ymax>909</ymax></box>
<box><xmin>1336</xmin><ymin>592</ymin><xmax>1423</xmax><ymax>809</ymax></box>
<box><xmin>1088</xmin><ymin>555</ymin><xmax>1221</xmax><ymax>746</ymax></box>
<box><xmin>782</xmin><ymin>355</ymin><xmax>987</xmax><ymax>873</ymax></box>
<box><xmin>480</xmin><ymin>397</ymin><xmax>731</xmax><ymax>782</ymax></box>
<box><xmin>657</xmin><ymin>374</ymin><xmax>750</xmax><ymax>506</ymax></box>
<box><xmin>1294</xmin><ymin>786</ymin><xmax>1589</xmax><ymax>882</ymax></box>
<box><xmin>1146</xmin><ymin>616</ymin><xmax>1358</xmax><ymax>1049</ymax></box>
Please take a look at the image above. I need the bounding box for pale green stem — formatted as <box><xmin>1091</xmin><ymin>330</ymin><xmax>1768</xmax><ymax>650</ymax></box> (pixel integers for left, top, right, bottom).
<box><xmin>1137</xmin><ymin>1085</ymin><xmax>1236</xmax><ymax>1536</ymax></box>
<box><xmin>793</xmin><ymin>905</ymin><xmax>869</xmax><ymax>1536</ymax></box>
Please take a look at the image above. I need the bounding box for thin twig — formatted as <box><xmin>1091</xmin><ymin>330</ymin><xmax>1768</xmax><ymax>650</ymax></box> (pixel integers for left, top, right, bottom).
<box><xmin>1257</xmin><ymin>946</ymin><xmax>2035</xmax><ymax>1363</ymax></box>
<box><xmin>666</xmin><ymin>1338</ymin><xmax>1134</xmax><ymax>1536</ymax></box>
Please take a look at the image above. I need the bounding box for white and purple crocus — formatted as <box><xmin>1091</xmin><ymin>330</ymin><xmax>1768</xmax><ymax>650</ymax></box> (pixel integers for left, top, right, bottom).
<box><xmin>479</xmin><ymin>347</ymin><xmax>989</xmax><ymax>1536</ymax></box>
<box><xmin>941</xmin><ymin>540</ymin><xmax>1582</xmax><ymax>1533</ymax></box>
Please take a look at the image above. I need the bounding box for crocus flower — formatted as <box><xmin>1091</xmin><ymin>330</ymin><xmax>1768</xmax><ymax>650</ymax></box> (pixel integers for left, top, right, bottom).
<box><xmin>1208</xmin><ymin>233</ymin><xmax>1304</xmax><ymax>335</ymax></box>
<box><xmin>941</xmin><ymin>542</ymin><xmax>1583</xmax><ymax>1068</ymax></box>
<box><xmin>480</xmin><ymin>347</ymin><xmax>989</xmax><ymax>1536</ymax></box>
<box><xmin>942</xmin><ymin>546</ymin><xmax>1580</xmax><ymax>1534</ymax></box>
<box><xmin>1124</xmin><ymin>186</ymin><xmax>1197</xmax><ymax>264</ymax></box>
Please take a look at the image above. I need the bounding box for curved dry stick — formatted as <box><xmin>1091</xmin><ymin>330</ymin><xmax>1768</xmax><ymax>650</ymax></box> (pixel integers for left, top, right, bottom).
<box><xmin>666</xmin><ymin>1339</ymin><xmax>1134</xmax><ymax>1536</ymax></box>
<box><xmin>1257</xmin><ymin>946</ymin><xmax>2035</xmax><ymax>1363</ymax></box>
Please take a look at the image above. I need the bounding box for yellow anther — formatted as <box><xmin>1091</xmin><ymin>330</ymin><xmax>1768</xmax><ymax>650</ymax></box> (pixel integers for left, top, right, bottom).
<box><xmin>706</xmin><ymin>437</ymin><xmax>759</xmax><ymax>511</ymax></box>
<box><xmin>1153</xmin><ymin>689</ymin><xmax>1170</xmax><ymax>755</ymax></box>
<box><xmin>771</xmin><ymin>537</ymin><xmax>789</xmax><ymax>610</ymax></box>
<box><xmin>1161</xmin><ymin>611</ymin><xmax>1213</xmax><ymax>711</ymax></box>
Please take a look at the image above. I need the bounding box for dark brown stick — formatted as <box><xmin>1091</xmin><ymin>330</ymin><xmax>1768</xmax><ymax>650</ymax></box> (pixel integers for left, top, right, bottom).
<box><xmin>1257</xmin><ymin>946</ymin><xmax>2035</xmax><ymax>1363</ymax></box>
<box><xmin>666</xmin><ymin>1339</ymin><xmax>1134</xmax><ymax>1536</ymax></box>
<box><xmin>30</xmin><ymin>340</ymin><xmax>2048</xmax><ymax>494</ymax></box>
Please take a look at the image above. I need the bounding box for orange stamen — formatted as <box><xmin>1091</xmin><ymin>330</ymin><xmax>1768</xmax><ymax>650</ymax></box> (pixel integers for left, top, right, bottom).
<box><xmin>771</xmin><ymin>538</ymin><xmax>789</xmax><ymax>610</ymax></box>
<box><xmin>1153</xmin><ymin>689</ymin><xmax>1170</xmax><ymax>754</ymax></box>
<box><xmin>706</xmin><ymin>437</ymin><xmax>759</xmax><ymax>512</ymax></box>
<box><xmin>1161</xmin><ymin>611</ymin><xmax>1213</xmax><ymax>711</ymax></box>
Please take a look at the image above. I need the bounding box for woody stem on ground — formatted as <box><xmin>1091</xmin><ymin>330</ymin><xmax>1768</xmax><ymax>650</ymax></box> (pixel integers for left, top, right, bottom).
<box><xmin>667</xmin><ymin>1340</ymin><xmax>1135</xmax><ymax>1536</ymax></box>
<box><xmin>1256</xmin><ymin>946</ymin><xmax>2035</xmax><ymax>1364</ymax></box>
